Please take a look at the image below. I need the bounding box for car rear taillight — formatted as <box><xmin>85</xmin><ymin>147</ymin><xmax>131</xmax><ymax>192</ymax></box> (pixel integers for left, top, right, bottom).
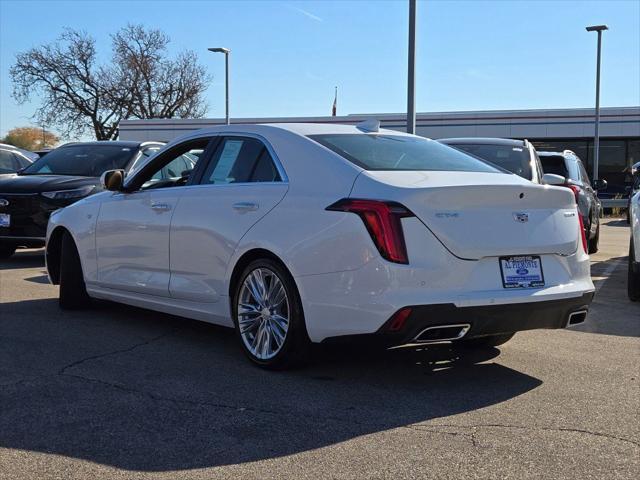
<box><xmin>326</xmin><ymin>199</ymin><xmax>414</xmax><ymax>264</ymax></box>
<box><xmin>566</xmin><ymin>184</ymin><xmax>581</xmax><ymax>204</ymax></box>
<box><xmin>577</xmin><ymin>211</ymin><xmax>588</xmax><ymax>254</ymax></box>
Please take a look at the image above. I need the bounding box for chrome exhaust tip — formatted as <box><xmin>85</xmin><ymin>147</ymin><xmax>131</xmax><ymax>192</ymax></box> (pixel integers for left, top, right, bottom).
<box><xmin>566</xmin><ymin>310</ymin><xmax>588</xmax><ymax>327</ymax></box>
<box><xmin>413</xmin><ymin>324</ymin><xmax>471</xmax><ymax>343</ymax></box>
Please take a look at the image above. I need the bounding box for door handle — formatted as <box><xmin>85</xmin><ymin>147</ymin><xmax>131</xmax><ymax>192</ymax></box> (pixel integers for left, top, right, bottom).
<box><xmin>232</xmin><ymin>202</ymin><xmax>259</xmax><ymax>212</ymax></box>
<box><xmin>151</xmin><ymin>202</ymin><xmax>171</xmax><ymax>211</ymax></box>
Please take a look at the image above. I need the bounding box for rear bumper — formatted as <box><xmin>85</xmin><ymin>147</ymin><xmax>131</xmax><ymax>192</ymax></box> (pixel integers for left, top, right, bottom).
<box><xmin>372</xmin><ymin>292</ymin><xmax>594</xmax><ymax>346</ymax></box>
<box><xmin>295</xmin><ymin>219</ymin><xmax>593</xmax><ymax>343</ymax></box>
<box><xmin>0</xmin><ymin>235</ymin><xmax>46</xmax><ymax>248</ymax></box>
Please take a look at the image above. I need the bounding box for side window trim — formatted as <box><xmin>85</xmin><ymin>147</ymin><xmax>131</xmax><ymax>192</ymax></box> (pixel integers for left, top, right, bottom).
<box><xmin>124</xmin><ymin>136</ymin><xmax>218</xmax><ymax>191</ymax></box>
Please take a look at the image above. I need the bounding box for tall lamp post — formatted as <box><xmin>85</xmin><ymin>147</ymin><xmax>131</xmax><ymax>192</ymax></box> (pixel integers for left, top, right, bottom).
<box><xmin>208</xmin><ymin>47</ymin><xmax>231</xmax><ymax>125</ymax></box>
<box><xmin>586</xmin><ymin>25</ymin><xmax>608</xmax><ymax>182</ymax></box>
<box><xmin>406</xmin><ymin>0</ymin><xmax>417</xmax><ymax>134</ymax></box>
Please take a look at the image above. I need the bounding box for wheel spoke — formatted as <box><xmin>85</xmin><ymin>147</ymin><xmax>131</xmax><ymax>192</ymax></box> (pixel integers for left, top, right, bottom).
<box><xmin>270</xmin><ymin>321</ymin><xmax>286</xmax><ymax>347</ymax></box>
<box><xmin>261</xmin><ymin>325</ymin><xmax>272</xmax><ymax>358</ymax></box>
<box><xmin>269</xmin><ymin>284</ymin><xmax>286</xmax><ymax>309</ymax></box>
<box><xmin>239</xmin><ymin>315</ymin><xmax>260</xmax><ymax>334</ymax></box>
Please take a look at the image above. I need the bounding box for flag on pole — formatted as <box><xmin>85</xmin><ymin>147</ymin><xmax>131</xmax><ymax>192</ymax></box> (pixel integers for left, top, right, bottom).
<box><xmin>332</xmin><ymin>86</ymin><xmax>337</xmax><ymax>116</ymax></box>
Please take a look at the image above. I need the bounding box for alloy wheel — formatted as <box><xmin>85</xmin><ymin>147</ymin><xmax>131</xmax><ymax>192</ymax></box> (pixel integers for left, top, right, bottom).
<box><xmin>237</xmin><ymin>267</ymin><xmax>290</xmax><ymax>360</ymax></box>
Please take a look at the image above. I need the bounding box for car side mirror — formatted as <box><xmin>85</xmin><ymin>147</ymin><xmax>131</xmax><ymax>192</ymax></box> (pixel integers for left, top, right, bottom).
<box><xmin>542</xmin><ymin>173</ymin><xmax>566</xmax><ymax>186</ymax></box>
<box><xmin>100</xmin><ymin>169</ymin><xmax>125</xmax><ymax>191</ymax></box>
<box><xmin>593</xmin><ymin>178</ymin><xmax>607</xmax><ymax>191</ymax></box>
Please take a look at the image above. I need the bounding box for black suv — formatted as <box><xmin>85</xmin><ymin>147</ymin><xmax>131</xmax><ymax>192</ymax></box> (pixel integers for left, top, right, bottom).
<box><xmin>0</xmin><ymin>141</ymin><xmax>163</xmax><ymax>258</ymax></box>
<box><xmin>438</xmin><ymin>138</ymin><xmax>546</xmax><ymax>183</ymax></box>
<box><xmin>538</xmin><ymin>150</ymin><xmax>607</xmax><ymax>254</ymax></box>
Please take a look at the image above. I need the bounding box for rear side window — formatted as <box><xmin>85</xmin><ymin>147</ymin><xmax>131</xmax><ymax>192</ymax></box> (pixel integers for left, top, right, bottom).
<box><xmin>578</xmin><ymin>161</ymin><xmax>591</xmax><ymax>186</ymax></box>
<box><xmin>540</xmin><ymin>155</ymin><xmax>569</xmax><ymax>178</ymax></box>
<box><xmin>201</xmin><ymin>137</ymin><xmax>281</xmax><ymax>184</ymax></box>
<box><xmin>309</xmin><ymin>134</ymin><xmax>499</xmax><ymax>173</ymax></box>
<box><xmin>447</xmin><ymin>143</ymin><xmax>532</xmax><ymax>180</ymax></box>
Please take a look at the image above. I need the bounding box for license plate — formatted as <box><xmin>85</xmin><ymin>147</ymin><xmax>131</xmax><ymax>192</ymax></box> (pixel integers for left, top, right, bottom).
<box><xmin>499</xmin><ymin>255</ymin><xmax>545</xmax><ymax>289</ymax></box>
<box><xmin>0</xmin><ymin>213</ymin><xmax>9</xmax><ymax>228</ymax></box>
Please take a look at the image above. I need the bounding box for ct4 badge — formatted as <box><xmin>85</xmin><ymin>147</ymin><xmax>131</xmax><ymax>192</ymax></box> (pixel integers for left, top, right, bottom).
<box><xmin>513</xmin><ymin>212</ymin><xmax>529</xmax><ymax>223</ymax></box>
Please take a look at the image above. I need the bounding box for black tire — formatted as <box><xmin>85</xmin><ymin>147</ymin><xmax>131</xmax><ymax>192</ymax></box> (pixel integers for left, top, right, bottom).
<box><xmin>588</xmin><ymin>221</ymin><xmax>600</xmax><ymax>254</ymax></box>
<box><xmin>232</xmin><ymin>258</ymin><xmax>310</xmax><ymax>369</ymax></box>
<box><xmin>0</xmin><ymin>245</ymin><xmax>16</xmax><ymax>259</ymax></box>
<box><xmin>460</xmin><ymin>333</ymin><xmax>515</xmax><ymax>349</ymax></box>
<box><xmin>59</xmin><ymin>231</ymin><xmax>91</xmax><ymax>309</ymax></box>
<box><xmin>628</xmin><ymin>240</ymin><xmax>640</xmax><ymax>302</ymax></box>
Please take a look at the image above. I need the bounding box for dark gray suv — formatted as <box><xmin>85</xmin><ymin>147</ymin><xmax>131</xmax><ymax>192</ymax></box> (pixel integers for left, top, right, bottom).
<box><xmin>538</xmin><ymin>150</ymin><xmax>607</xmax><ymax>254</ymax></box>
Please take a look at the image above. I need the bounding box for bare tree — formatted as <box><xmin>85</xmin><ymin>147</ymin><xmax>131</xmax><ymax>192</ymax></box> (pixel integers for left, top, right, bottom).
<box><xmin>11</xmin><ymin>25</ymin><xmax>210</xmax><ymax>140</ymax></box>
<box><xmin>112</xmin><ymin>25</ymin><xmax>208</xmax><ymax>120</ymax></box>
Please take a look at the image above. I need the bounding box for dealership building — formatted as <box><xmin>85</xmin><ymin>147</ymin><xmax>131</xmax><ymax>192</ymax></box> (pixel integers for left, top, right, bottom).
<box><xmin>120</xmin><ymin>106</ymin><xmax>640</xmax><ymax>194</ymax></box>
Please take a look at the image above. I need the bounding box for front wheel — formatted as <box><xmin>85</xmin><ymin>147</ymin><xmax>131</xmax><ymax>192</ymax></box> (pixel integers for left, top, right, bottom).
<box><xmin>0</xmin><ymin>245</ymin><xmax>16</xmax><ymax>259</ymax></box>
<box><xmin>460</xmin><ymin>333</ymin><xmax>515</xmax><ymax>348</ymax></box>
<box><xmin>628</xmin><ymin>240</ymin><xmax>640</xmax><ymax>302</ymax></box>
<box><xmin>232</xmin><ymin>259</ymin><xmax>310</xmax><ymax>369</ymax></box>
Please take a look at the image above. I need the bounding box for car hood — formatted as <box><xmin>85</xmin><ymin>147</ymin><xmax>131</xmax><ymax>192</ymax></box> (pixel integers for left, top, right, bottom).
<box><xmin>0</xmin><ymin>174</ymin><xmax>99</xmax><ymax>193</ymax></box>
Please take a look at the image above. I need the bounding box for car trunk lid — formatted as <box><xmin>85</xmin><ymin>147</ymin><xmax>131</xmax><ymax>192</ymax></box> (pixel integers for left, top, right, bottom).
<box><xmin>351</xmin><ymin>170</ymin><xmax>580</xmax><ymax>260</ymax></box>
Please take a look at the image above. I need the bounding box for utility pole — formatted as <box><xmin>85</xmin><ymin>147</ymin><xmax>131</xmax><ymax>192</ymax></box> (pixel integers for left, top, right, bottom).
<box><xmin>406</xmin><ymin>0</ymin><xmax>417</xmax><ymax>134</ymax></box>
<box><xmin>586</xmin><ymin>25</ymin><xmax>608</xmax><ymax>182</ymax></box>
<box><xmin>208</xmin><ymin>47</ymin><xmax>231</xmax><ymax>125</ymax></box>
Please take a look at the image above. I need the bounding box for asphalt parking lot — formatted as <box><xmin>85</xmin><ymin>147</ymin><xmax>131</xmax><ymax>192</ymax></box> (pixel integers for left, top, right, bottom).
<box><xmin>0</xmin><ymin>219</ymin><xmax>638</xmax><ymax>479</ymax></box>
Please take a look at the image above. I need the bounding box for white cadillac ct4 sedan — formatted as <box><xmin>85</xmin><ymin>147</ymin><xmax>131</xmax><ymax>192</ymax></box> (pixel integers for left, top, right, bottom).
<box><xmin>46</xmin><ymin>123</ymin><xmax>595</xmax><ymax>368</ymax></box>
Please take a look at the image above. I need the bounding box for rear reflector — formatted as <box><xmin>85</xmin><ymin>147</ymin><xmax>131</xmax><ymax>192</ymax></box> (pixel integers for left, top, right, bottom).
<box><xmin>386</xmin><ymin>307</ymin><xmax>412</xmax><ymax>332</ymax></box>
<box><xmin>326</xmin><ymin>199</ymin><xmax>414</xmax><ymax>264</ymax></box>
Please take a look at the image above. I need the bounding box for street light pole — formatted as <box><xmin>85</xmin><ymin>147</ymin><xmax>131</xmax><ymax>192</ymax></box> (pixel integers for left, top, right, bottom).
<box><xmin>406</xmin><ymin>0</ymin><xmax>417</xmax><ymax>134</ymax></box>
<box><xmin>586</xmin><ymin>25</ymin><xmax>608</xmax><ymax>182</ymax></box>
<box><xmin>208</xmin><ymin>47</ymin><xmax>231</xmax><ymax>125</ymax></box>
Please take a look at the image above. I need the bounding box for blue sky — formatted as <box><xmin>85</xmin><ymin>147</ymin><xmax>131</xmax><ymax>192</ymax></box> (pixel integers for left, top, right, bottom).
<box><xmin>1</xmin><ymin>0</ymin><xmax>639</xmax><ymax>140</ymax></box>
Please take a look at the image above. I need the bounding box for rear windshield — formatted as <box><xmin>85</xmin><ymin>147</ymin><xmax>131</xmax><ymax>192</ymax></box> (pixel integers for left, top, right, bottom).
<box><xmin>447</xmin><ymin>144</ymin><xmax>532</xmax><ymax>180</ymax></box>
<box><xmin>22</xmin><ymin>145</ymin><xmax>137</xmax><ymax>177</ymax></box>
<box><xmin>539</xmin><ymin>155</ymin><xmax>570</xmax><ymax>179</ymax></box>
<box><xmin>308</xmin><ymin>134</ymin><xmax>500</xmax><ymax>173</ymax></box>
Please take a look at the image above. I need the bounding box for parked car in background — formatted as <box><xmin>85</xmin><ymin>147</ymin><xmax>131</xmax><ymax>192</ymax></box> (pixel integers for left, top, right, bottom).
<box><xmin>33</xmin><ymin>148</ymin><xmax>53</xmax><ymax>158</ymax></box>
<box><xmin>538</xmin><ymin>150</ymin><xmax>607</xmax><ymax>254</ymax></box>
<box><xmin>0</xmin><ymin>143</ymin><xmax>40</xmax><ymax>162</ymax></box>
<box><xmin>46</xmin><ymin>124</ymin><xmax>594</xmax><ymax>369</ymax></box>
<box><xmin>438</xmin><ymin>138</ymin><xmax>546</xmax><ymax>184</ymax></box>
<box><xmin>629</xmin><ymin>190</ymin><xmax>640</xmax><ymax>301</ymax></box>
<box><xmin>0</xmin><ymin>140</ymin><xmax>163</xmax><ymax>259</ymax></box>
<box><xmin>0</xmin><ymin>144</ymin><xmax>34</xmax><ymax>174</ymax></box>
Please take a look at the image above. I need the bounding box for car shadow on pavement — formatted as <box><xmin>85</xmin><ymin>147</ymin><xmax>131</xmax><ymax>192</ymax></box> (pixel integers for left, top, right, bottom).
<box><xmin>602</xmin><ymin>219</ymin><xmax>630</xmax><ymax>228</ymax></box>
<box><xmin>0</xmin><ymin>298</ymin><xmax>542</xmax><ymax>472</ymax></box>
<box><xmin>0</xmin><ymin>249</ymin><xmax>45</xmax><ymax>270</ymax></box>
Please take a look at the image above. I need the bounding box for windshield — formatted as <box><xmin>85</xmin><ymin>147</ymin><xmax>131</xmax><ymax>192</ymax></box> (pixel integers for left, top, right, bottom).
<box><xmin>309</xmin><ymin>134</ymin><xmax>500</xmax><ymax>173</ymax></box>
<box><xmin>21</xmin><ymin>144</ymin><xmax>137</xmax><ymax>177</ymax></box>
<box><xmin>448</xmin><ymin>144</ymin><xmax>532</xmax><ymax>180</ymax></box>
